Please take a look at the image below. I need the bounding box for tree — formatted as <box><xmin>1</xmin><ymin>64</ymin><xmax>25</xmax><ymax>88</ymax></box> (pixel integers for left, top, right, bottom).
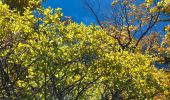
<box><xmin>83</xmin><ymin>0</ymin><xmax>170</xmax><ymax>69</ymax></box>
<box><xmin>83</xmin><ymin>0</ymin><xmax>169</xmax><ymax>50</ymax></box>
<box><xmin>157</xmin><ymin>25</ymin><xmax>170</xmax><ymax>65</ymax></box>
<box><xmin>0</xmin><ymin>0</ymin><xmax>169</xmax><ymax>99</ymax></box>
<box><xmin>1</xmin><ymin>0</ymin><xmax>42</xmax><ymax>14</ymax></box>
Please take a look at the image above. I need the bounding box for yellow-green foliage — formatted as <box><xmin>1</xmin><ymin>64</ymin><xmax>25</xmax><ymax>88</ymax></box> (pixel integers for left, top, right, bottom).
<box><xmin>0</xmin><ymin>1</ymin><xmax>169</xmax><ymax>99</ymax></box>
<box><xmin>1</xmin><ymin>0</ymin><xmax>41</xmax><ymax>14</ymax></box>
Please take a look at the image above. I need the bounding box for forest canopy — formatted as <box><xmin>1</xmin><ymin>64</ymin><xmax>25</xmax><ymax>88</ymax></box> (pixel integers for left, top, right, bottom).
<box><xmin>0</xmin><ymin>0</ymin><xmax>170</xmax><ymax>99</ymax></box>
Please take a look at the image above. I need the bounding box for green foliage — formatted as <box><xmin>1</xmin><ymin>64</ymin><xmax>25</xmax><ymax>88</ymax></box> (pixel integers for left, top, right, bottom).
<box><xmin>0</xmin><ymin>1</ymin><xmax>169</xmax><ymax>99</ymax></box>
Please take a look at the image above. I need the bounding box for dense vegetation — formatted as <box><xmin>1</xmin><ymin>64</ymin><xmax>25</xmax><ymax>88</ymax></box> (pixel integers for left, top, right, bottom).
<box><xmin>0</xmin><ymin>0</ymin><xmax>169</xmax><ymax>99</ymax></box>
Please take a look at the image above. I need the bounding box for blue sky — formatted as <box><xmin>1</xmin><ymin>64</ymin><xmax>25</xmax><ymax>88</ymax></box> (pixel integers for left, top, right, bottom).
<box><xmin>42</xmin><ymin>0</ymin><xmax>112</xmax><ymax>25</ymax></box>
